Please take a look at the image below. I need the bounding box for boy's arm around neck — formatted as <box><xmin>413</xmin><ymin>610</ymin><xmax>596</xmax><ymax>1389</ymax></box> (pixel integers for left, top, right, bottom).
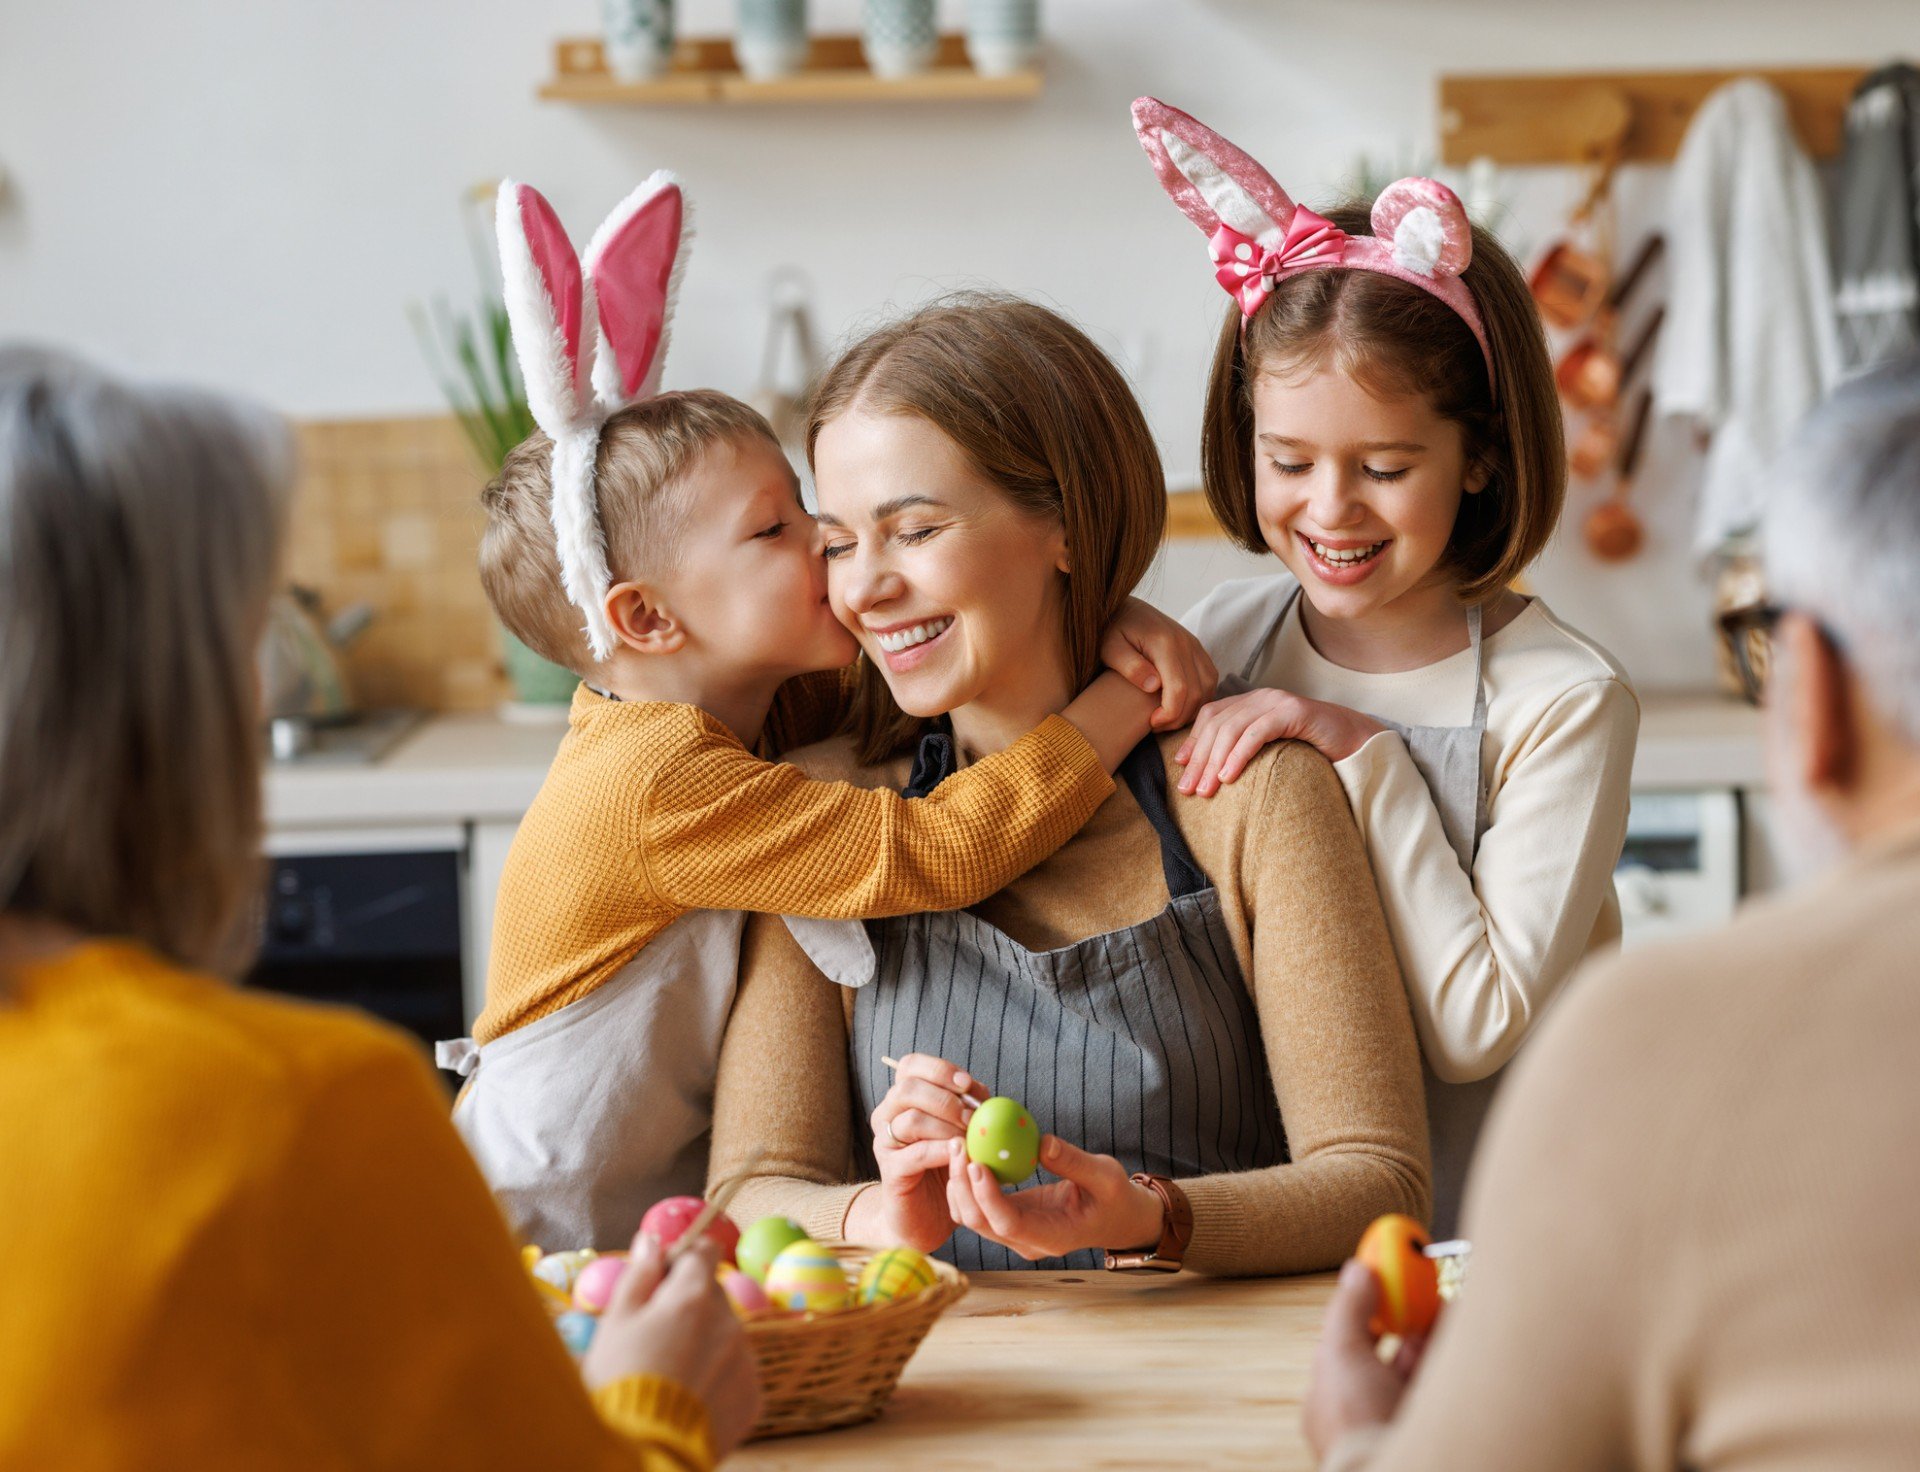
<box><xmin>636</xmin><ymin>712</ymin><xmax>1115</xmax><ymax>918</ymax></box>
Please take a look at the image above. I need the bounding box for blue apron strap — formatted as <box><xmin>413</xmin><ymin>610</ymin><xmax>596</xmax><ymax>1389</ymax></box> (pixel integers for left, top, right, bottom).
<box><xmin>1117</xmin><ymin>739</ymin><xmax>1210</xmax><ymax>900</ymax></box>
<box><xmin>901</xmin><ymin>718</ymin><xmax>1209</xmax><ymax>899</ymax></box>
<box><xmin>1466</xmin><ymin>600</ymin><xmax>1489</xmax><ymax>730</ymax></box>
<box><xmin>1238</xmin><ymin>582</ymin><xmax>1304</xmax><ymax>685</ymax></box>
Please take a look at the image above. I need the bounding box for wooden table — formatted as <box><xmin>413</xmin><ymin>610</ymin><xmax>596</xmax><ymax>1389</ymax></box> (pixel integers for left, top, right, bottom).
<box><xmin>731</xmin><ymin>1271</ymin><xmax>1336</xmax><ymax>1470</ymax></box>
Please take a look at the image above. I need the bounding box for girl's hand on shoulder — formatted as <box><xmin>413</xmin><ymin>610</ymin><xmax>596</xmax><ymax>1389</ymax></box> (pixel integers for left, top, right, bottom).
<box><xmin>852</xmin><ymin>1053</ymin><xmax>985</xmax><ymax>1254</ymax></box>
<box><xmin>943</xmin><ymin>1135</ymin><xmax>1163</xmax><ymax>1262</ymax></box>
<box><xmin>1173</xmin><ymin>689</ymin><xmax>1385</xmax><ymax>795</ymax></box>
<box><xmin>1099</xmin><ymin>597</ymin><xmax>1219</xmax><ymax>731</ymax></box>
<box><xmin>583</xmin><ymin>1233</ymin><xmax>762</xmax><ymax>1457</ymax></box>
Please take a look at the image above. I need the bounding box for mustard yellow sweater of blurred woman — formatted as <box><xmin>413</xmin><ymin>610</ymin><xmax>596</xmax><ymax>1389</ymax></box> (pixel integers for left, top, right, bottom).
<box><xmin>0</xmin><ymin>940</ymin><xmax>713</xmax><ymax>1472</ymax></box>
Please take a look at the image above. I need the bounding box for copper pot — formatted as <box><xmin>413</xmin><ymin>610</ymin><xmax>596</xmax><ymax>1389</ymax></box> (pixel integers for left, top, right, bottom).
<box><xmin>1583</xmin><ymin>390</ymin><xmax>1653</xmax><ymax>562</ymax></box>
<box><xmin>1565</xmin><ymin>306</ymin><xmax>1666</xmax><ymax>481</ymax></box>
<box><xmin>1530</xmin><ymin>241</ymin><xmax>1612</xmax><ymax>331</ymax></box>
<box><xmin>1553</xmin><ymin>237</ymin><xmax>1664</xmax><ymax>412</ymax></box>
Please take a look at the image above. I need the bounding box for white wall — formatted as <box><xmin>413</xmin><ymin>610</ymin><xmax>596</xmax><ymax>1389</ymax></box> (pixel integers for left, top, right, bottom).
<box><xmin>4</xmin><ymin>0</ymin><xmax>1911</xmax><ymax>686</ymax></box>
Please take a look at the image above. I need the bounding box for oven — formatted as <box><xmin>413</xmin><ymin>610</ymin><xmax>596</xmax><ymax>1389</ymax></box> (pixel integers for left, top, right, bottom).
<box><xmin>246</xmin><ymin>825</ymin><xmax>468</xmax><ymax>1088</ymax></box>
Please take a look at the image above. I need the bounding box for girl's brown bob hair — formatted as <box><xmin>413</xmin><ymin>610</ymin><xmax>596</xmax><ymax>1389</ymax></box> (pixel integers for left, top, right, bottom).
<box><xmin>806</xmin><ymin>293</ymin><xmax>1166</xmax><ymax>766</ymax></box>
<box><xmin>1201</xmin><ymin>203</ymin><xmax>1564</xmax><ymax>603</ymax></box>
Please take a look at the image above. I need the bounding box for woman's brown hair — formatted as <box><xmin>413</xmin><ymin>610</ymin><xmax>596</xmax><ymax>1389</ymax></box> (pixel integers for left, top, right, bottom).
<box><xmin>806</xmin><ymin>293</ymin><xmax>1167</xmax><ymax>765</ymax></box>
<box><xmin>1201</xmin><ymin>203</ymin><xmax>1564</xmax><ymax>603</ymax></box>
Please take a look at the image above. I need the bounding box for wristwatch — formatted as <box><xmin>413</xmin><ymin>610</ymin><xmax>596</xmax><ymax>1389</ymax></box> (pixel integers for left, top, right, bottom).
<box><xmin>1103</xmin><ymin>1173</ymin><xmax>1193</xmax><ymax>1273</ymax></box>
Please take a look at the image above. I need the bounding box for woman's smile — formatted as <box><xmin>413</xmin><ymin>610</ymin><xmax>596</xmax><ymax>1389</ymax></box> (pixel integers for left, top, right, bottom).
<box><xmin>869</xmin><ymin>614</ymin><xmax>956</xmax><ymax>666</ymax></box>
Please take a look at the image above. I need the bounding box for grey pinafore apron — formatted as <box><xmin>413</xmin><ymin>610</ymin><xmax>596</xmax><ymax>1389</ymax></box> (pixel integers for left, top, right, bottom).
<box><xmin>1234</xmin><ymin>583</ymin><xmax>1492</xmax><ymax>1237</ymax></box>
<box><xmin>849</xmin><ymin>735</ymin><xmax>1289</xmax><ymax>1272</ymax></box>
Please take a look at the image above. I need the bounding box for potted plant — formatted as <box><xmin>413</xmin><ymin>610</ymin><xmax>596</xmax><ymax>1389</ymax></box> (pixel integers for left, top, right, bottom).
<box><xmin>412</xmin><ymin>185</ymin><xmax>578</xmax><ymax>710</ymax></box>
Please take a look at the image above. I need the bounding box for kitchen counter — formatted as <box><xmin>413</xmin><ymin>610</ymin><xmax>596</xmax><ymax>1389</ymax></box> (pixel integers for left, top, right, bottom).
<box><xmin>731</xmin><ymin>1270</ymin><xmax>1337</xmax><ymax>1471</ymax></box>
<box><xmin>264</xmin><ymin>712</ymin><xmax>570</xmax><ymax>830</ymax></box>
<box><xmin>265</xmin><ymin>690</ymin><xmax>1764</xmax><ymax>833</ymax></box>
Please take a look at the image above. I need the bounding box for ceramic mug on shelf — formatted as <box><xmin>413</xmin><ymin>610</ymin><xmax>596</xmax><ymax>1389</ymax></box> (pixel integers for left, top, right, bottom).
<box><xmin>737</xmin><ymin>0</ymin><xmax>808</xmax><ymax>80</ymax></box>
<box><xmin>604</xmin><ymin>0</ymin><xmax>675</xmax><ymax>81</ymax></box>
<box><xmin>965</xmin><ymin>0</ymin><xmax>1039</xmax><ymax>76</ymax></box>
<box><xmin>862</xmin><ymin>0</ymin><xmax>937</xmax><ymax>79</ymax></box>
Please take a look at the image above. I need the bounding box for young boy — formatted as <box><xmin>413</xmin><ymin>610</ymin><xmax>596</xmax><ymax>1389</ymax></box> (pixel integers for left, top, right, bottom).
<box><xmin>442</xmin><ymin>391</ymin><xmax>1205</xmax><ymax>1249</ymax></box>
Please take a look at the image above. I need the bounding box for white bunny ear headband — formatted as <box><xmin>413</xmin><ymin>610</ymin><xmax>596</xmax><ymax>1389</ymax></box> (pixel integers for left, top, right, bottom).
<box><xmin>1131</xmin><ymin>97</ymin><xmax>1494</xmax><ymax>385</ymax></box>
<box><xmin>496</xmin><ymin>173</ymin><xmax>692</xmax><ymax>660</ymax></box>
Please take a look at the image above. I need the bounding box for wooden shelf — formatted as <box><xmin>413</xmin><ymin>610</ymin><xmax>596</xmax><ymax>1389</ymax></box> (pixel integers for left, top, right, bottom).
<box><xmin>1166</xmin><ymin>488</ymin><xmax>1225</xmax><ymax>540</ymax></box>
<box><xmin>541</xmin><ymin>33</ymin><xmax>1042</xmax><ymax>105</ymax></box>
<box><xmin>1438</xmin><ymin>65</ymin><xmax>1869</xmax><ymax>165</ymax></box>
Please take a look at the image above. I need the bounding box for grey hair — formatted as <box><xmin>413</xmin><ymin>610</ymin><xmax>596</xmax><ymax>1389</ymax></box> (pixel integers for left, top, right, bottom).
<box><xmin>1765</xmin><ymin>356</ymin><xmax>1920</xmax><ymax>743</ymax></box>
<box><xmin>0</xmin><ymin>347</ymin><xmax>292</xmax><ymax>974</ymax></box>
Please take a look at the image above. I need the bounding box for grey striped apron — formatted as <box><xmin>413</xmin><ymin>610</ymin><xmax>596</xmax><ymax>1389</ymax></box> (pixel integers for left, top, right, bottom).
<box><xmin>849</xmin><ymin>735</ymin><xmax>1288</xmax><ymax>1272</ymax></box>
<box><xmin>1234</xmin><ymin>581</ymin><xmax>1492</xmax><ymax>1237</ymax></box>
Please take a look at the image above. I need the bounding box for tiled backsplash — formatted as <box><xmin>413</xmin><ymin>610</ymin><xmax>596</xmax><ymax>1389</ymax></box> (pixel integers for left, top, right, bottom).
<box><xmin>286</xmin><ymin>416</ymin><xmax>511</xmax><ymax>713</ymax></box>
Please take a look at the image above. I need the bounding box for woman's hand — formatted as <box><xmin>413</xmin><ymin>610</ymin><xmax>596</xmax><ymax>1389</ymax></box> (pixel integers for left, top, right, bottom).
<box><xmin>582</xmin><ymin>1233</ymin><xmax>763</xmax><ymax>1458</ymax></box>
<box><xmin>1099</xmin><ymin>597</ymin><xmax>1219</xmax><ymax>731</ymax></box>
<box><xmin>1174</xmin><ymin>688</ymin><xmax>1386</xmax><ymax>795</ymax></box>
<box><xmin>1302</xmin><ymin>1259</ymin><xmax>1427</xmax><ymax>1458</ymax></box>
<box><xmin>846</xmin><ymin>1053</ymin><xmax>986</xmax><ymax>1254</ymax></box>
<box><xmin>943</xmin><ymin>1134</ymin><xmax>1163</xmax><ymax>1261</ymax></box>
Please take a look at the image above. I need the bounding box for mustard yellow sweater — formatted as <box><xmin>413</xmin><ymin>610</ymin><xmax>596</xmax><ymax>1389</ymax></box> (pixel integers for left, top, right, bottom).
<box><xmin>0</xmin><ymin>940</ymin><xmax>712</xmax><ymax>1471</ymax></box>
<box><xmin>477</xmin><ymin>683</ymin><xmax>1112</xmax><ymax>1041</ymax></box>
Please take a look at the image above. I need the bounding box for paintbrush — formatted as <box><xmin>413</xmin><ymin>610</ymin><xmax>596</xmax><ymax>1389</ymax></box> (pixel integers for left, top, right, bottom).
<box><xmin>881</xmin><ymin>1055</ymin><xmax>980</xmax><ymax>1118</ymax></box>
<box><xmin>664</xmin><ymin>1149</ymin><xmax>764</xmax><ymax>1265</ymax></box>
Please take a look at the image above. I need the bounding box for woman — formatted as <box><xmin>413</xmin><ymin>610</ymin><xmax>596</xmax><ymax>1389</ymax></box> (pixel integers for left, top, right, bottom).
<box><xmin>0</xmin><ymin>349</ymin><xmax>756</xmax><ymax>1467</ymax></box>
<box><xmin>708</xmin><ymin>297</ymin><xmax>1429</xmax><ymax>1275</ymax></box>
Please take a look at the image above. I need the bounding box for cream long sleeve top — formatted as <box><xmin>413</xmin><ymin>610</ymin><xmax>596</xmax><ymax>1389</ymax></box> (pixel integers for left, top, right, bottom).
<box><xmin>1185</xmin><ymin>576</ymin><xmax>1640</xmax><ymax>1087</ymax></box>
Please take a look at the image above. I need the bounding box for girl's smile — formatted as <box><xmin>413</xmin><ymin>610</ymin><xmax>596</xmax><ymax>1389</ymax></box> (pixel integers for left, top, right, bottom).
<box><xmin>1297</xmin><ymin>533</ymin><xmax>1392</xmax><ymax>583</ymax></box>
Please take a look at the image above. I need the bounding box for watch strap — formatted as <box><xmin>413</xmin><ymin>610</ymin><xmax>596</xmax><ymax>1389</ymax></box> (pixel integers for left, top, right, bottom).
<box><xmin>1103</xmin><ymin>1173</ymin><xmax>1193</xmax><ymax>1273</ymax></box>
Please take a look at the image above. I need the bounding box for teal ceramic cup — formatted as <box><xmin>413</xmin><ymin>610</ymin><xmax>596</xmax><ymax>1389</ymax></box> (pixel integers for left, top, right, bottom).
<box><xmin>964</xmin><ymin>0</ymin><xmax>1039</xmax><ymax>76</ymax></box>
<box><xmin>604</xmin><ymin>0</ymin><xmax>675</xmax><ymax>81</ymax></box>
<box><xmin>862</xmin><ymin>0</ymin><xmax>937</xmax><ymax>79</ymax></box>
<box><xmin>737</xmin><ymin>0</ymin><xmax>808</xmax><ymax>80</ymax></box>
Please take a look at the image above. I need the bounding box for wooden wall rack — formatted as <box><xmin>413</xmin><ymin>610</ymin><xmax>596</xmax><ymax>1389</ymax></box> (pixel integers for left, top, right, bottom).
<box><xmin>541</xmin><ymin>33</ymin><xmax>1042</xmax><ymax>105</ymax></box>
<box><xmin>1439</xmin><ymin>65</ymin><xmax>1872</xmax><ymax>165</ymax></box>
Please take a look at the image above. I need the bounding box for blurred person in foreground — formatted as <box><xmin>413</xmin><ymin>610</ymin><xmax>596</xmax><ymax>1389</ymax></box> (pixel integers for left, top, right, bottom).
<box><xmin>0</xmin><ymin>347</ymin><xmax>757</xmax><ymax>1470</ymax></box>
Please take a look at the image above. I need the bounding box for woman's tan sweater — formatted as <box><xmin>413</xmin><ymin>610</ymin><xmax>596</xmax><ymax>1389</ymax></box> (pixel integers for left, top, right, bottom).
<box><xmin>708</xmin><ymin>732</ymin><xmax>1431</xmax><ymax>1276</ymax></box>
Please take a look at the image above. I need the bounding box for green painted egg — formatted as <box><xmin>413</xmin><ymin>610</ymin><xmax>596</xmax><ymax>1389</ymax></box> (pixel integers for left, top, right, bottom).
<box><xmin>763</xmin><ymin>1239</ymin><xmax>851</xmax><ymax>1314</ymax></box>
<box><xmin>736</xmin><ymin>1215</ymin><xmax>810</xmax><ymax>1285</ymax></box>
<box><xmin>856</xmin><ymin>1246</ymin><xmax>940</xmax><ymax>1306</ymax></box>
<box><xmin>966</xmin><ymin>1095</ymin><xmax>1040</xmax><ymax>1185</ymax></box>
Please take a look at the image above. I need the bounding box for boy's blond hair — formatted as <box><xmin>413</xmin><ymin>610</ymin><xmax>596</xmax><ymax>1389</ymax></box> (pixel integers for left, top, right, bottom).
<box><xmin>480</xmin><ymin>390</ymin><xmax>783</xmax><ymax>673</ymax></box>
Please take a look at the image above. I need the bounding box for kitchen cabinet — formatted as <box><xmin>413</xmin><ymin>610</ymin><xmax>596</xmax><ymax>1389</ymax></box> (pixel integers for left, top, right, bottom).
<box><xmin>263</xmin><ymin>692</ymin><xmax>1770</xmax><ymax>1012</ymax></box>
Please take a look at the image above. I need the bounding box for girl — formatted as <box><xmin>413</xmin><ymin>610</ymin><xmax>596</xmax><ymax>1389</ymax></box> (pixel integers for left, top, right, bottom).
<box><xmin>1133</xmin><ymin>99</ymin><xmax>1640</xmax><ymax>1234</ymax></box>
<box><xmin>0</xmin><ymin>348</ymin><xmax>758</xmax><ymax>1469</ymax></box>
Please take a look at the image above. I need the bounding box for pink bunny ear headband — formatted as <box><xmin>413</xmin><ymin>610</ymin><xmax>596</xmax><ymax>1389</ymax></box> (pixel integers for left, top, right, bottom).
<box><xmin>496</xmin><ymin>173</ymin><xmax>691</xmax><ymax>660</ymax></box>
<box><xmin>1131</xmin><ymin>97</ymin><xmax>1494</xmax><ymax>385</ymax></box>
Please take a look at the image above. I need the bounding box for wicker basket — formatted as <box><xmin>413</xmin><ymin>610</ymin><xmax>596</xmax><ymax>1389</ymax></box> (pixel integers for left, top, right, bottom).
<box><xmin>743</xmin><ymin>1242</ymin><xmax>968</xmax><ymax>1440</ymax></box>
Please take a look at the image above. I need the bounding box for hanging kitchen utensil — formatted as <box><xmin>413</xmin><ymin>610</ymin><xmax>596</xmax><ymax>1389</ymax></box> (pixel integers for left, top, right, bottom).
<box><xmin>1567</xmin><ymin>298</ymin><xmax>1666</xmax><ymax>480</ymax></box>
<box><xmin>1559</xmin><ymin>300</ymin><xmax>1666</xmax><ymax>416</ymax></box>
<box><xmin>751</xmin><ymin>267</ymin><xmax>823</xmax><ymax>449</ymax></box>
<box><xmin>1527</xmin><ymin>88</ymin><xmax>1632</xmax><ymax>330</ymax></box>
<box><xmin>1583</xmin><ymin>388</ymin><xmax>1653</xmax><ymax>562</ymax></box>
<box><xmin>1553</xmin><ymin>235</ymin><xmax>1665</xmax><ymax>410</ymax></box>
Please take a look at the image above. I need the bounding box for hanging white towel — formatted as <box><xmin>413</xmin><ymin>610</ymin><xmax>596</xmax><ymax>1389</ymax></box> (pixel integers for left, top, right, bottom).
<box><xmin>1834</xmin><ymin>64</ymin><xmax>1920</xmax><ymax>376</ymax></box>
<box><xmin>1652</xmin><ymin>78</ymin><xmax>1841</xmax><ymax>557</ymax></box>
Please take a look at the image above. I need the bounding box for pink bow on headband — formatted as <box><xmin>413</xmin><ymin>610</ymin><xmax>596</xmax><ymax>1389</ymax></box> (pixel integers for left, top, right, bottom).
<box><xmin>1209</xmin><ymin>209</ymin><xmax>1348</xmax><ymax>318</ymax></box>
<box><xmin>1134</xmin><ymin>96</ymin><xmax>1494</xmax><ymax>383</ymax></box>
